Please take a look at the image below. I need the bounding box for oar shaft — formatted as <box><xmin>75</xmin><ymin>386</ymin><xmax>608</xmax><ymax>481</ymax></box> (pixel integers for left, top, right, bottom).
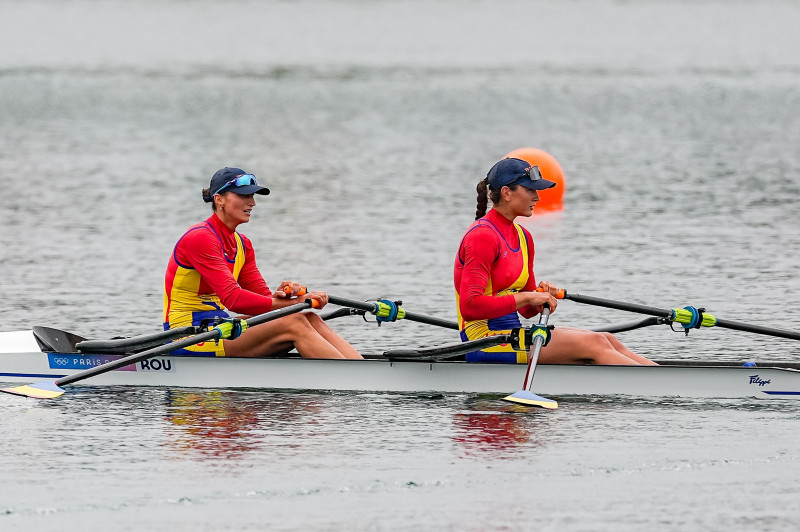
<box><xmin>327</xmin><ymin>295</ymin><xmax>379</xmax><ymax>314</ymax></box>
<box><xmin>565</xmin><ymin>292</ymin><xmax>672</xmax><ymax>318</ymax></box>
<box><xmin>328</xmin><ymin>295</ymin><xmax>459</xmax><ymax>330</ymax></box>
<box><xmin>523</xmin><ymin>306</ymin><xmax>550</xmax><ymax>391</ymax></box>
<box><xmin>385</xmin><ymin>334</ymin><xmax>513</xmax><ymax>360</ymax></box>
<box><xmin>564</xmin><ymin>291</ymin><xmax>800</xmax><ymax>341</ymax></box>
<box><xmin>55</xmin><ymin>300</ymin><xmax>314</xmax><ymax>387</ymax></box>
<box><xmin>713</xmin><ymin>318</ymin><xmax>800</xmax><ymax>341</ymax></box>
<box><xmin>402</xmin><ymin>310</ymin><xmax>459</xmax><ymax>330</ymax></box>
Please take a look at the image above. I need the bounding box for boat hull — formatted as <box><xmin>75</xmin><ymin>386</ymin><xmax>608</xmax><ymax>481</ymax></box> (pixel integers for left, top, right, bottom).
<box><xmin>1</xmin><ymin>330</ymin><xmax>798</xmax><ymax>400</ymax></box>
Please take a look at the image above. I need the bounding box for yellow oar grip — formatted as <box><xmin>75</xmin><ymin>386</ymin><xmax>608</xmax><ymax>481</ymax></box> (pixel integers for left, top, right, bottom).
<box><xmin>672</xmin><ymin>308</ymin><xmax>717</xmax><ymax>327</ymax></box>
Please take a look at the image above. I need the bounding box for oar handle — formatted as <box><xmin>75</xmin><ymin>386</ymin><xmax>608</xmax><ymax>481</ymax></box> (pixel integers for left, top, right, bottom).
<box><xmin>285</xmin><ymin>285</ymin><xmax>309</xmax><ymax>297</ymax></box>
<box><xmin>274</xmin><ymin>285</ymin><xmax>324</xmax><ymax>310</ymax></box>
<box><xmin>536</xmin><ymin>287</ymin><xmax>566</xmax><ymax>299</ymax></box>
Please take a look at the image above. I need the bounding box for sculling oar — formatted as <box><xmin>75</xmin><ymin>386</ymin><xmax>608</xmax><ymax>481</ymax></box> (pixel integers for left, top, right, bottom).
<box><xmin>502</xmin><ymin>304</ymin><xmax>558</xmax><ymax>409</ymax></box>
<box><xmin>279</xmin><ymin>287</ymin><xmax>458</xmax><ymax>330</ymax></box>
<box><xmin>326</xmin><ymin>295</ymin><xmax>459</xmax><ymax>330</ymax></box>
<box><xmin>1</xmin><ymin>299</ymin><xmax>319</xmax><ymax>399</ymax></box>
<box><xmin>557</xmin><ymin>290</ymin><xmax>800</xmax><ymax>340</ymax></box>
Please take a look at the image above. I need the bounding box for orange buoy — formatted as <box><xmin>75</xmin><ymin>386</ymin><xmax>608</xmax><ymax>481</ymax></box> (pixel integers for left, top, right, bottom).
<box><xmin>504</xmin><ymin>148</ymin><xmax>565</xmax><ymax>212</ymax></box>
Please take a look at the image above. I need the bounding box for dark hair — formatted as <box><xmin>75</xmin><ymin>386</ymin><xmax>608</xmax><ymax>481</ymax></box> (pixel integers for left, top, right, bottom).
<box><xmin>475</xmin><ymin>179</ymin><xmax>509</xmax><ymax>219</ymax></box>
<box><xmin>202</xmin><ymin>188</ymin><xmax>219</xmax><ymax>211</ymax></box>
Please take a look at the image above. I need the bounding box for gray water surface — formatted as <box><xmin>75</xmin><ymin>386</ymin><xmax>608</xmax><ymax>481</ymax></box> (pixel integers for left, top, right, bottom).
<box><xmin>1</xmin><ymin>0</ymin><xmax>800</xmax><ymax>530</ymax></box>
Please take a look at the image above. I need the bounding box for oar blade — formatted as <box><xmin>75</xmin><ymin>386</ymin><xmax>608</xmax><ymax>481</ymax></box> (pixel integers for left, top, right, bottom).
<box><xmin>1</xmin><ymin>380</ymin><xmax>65</xmax><ymax>399</ymax></box>
<box><xmin>502</xmin><ymin>390</ymin><xmax>558</xmax><ymax>409</ymax></box>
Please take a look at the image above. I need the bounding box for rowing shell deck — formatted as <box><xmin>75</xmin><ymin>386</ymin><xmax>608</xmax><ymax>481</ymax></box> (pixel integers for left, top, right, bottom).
<box><xmin>1</xmin><ymin>330</ymin><xmax>798</xmax><ymax>400</ymax></box>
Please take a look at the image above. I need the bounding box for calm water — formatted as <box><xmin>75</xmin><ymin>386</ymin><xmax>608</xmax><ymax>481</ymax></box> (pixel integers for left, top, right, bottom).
<box><xmin>1</xmin><ymin>0</ymin><xmax>800</xmax><ymax>530</ymax></box>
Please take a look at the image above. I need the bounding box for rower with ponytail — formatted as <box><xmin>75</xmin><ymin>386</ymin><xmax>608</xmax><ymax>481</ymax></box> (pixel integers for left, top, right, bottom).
<box><xmin>454</xmin><ymin>157</ymin><xmax>657</xmax><ymax>366</ymax></box>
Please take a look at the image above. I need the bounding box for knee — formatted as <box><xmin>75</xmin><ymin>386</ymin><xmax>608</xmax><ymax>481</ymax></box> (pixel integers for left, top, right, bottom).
<box><xmin>304</xmin><ymin>312</ymin><xmax>325</xmax><ymax>327</ymax></box>
<box><xmin>283</xmin><ymin>313</ymin><xmax>316</xmax><ymax>333</ymax></box>
<box><xmin>592</xmin><ymin>331</ymin><xmax>616</xmax><ymax>349</ymax></box>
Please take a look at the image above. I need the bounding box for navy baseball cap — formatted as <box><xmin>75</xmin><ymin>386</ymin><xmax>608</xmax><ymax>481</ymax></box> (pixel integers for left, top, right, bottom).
<box><xmin>205</xmin><ymin>167</ymin><xmax>270</xmax><ymax>202</ymax></box>
<box><xmin>486</xmin><ymin>158</ymin><xmax>556</xmax><ymax>191</ymax></box>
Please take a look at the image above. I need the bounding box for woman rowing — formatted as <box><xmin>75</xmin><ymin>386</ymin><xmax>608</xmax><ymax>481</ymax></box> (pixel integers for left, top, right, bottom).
<box><xmin>163</xmin><ymin>167</ymin><xmax>362</xmax><ymax>359</ymax></box>
<box><xmin>454</xmin><ymin>157</ymin><xmax>656</xmax><ymax>365</ymax></box>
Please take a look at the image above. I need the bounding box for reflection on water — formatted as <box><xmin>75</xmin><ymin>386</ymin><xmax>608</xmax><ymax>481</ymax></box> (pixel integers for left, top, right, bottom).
<box><xmin>162</xmin><ymin>389</ymin><xmax>559</xmax><ymax>462</ymax></box>
<box><xmin>164</xmin><ymin>390</ymin><xmax>262</xmax><ymax>460</ymax></box>
<box><xmin>452</xmin><ymin>412</ymin><xmax>530</xmax><ymax>455</ymax></box>
<box><xmin>452</xmin><ymin>399</ymin><xmax>556</xmax><ymax>457</ymax></box>
<box><xmin>163</xmin><ymin>390</ymin><xmax>327</xmax><ymax>461</ymax></box>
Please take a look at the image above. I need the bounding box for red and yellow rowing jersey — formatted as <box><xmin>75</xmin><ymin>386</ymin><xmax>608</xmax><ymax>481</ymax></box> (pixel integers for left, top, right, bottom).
<box><xmin>454</xmin><ymin>208</ymin><xmax>541</xmax><ymax>363</ymax></box>
<box><xmin>163</xmin><ymin>214</ymin><xmax>273</xmax><ymax>356</ymax></box>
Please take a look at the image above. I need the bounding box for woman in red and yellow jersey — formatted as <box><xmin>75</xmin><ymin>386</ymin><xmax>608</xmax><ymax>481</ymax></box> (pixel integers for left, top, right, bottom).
<box><xmin>163</xmin><ymin>167</ymin><xmax>361</xmax><ymax>359</ymax></box>
<box><xmin>454</xmin><ymin>158</ymin><xmax>656</xmax><ymax>365</ymax></box>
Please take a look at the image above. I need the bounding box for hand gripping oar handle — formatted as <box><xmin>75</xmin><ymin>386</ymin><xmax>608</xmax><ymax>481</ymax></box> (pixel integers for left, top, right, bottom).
<box><xmin>1</xmin><ymin>299</ymin><xmax>318</xmax><ymax>398</ymax></box>
<box><xmin>327</xmin><ymin>295</ymin><xmax>459</xmax><ymax>330</ymax></box>
<box><xmin>559</xmin><ymin>290</ymin><xmax>800</xmax><ymax>341</ymax></box>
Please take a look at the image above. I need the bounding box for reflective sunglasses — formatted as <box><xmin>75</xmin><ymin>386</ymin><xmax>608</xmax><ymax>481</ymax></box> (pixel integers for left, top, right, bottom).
<box><xmin>507</xmin><ymin>165</ymin><xmax>543</xmax><ymax>187</ymax></box>
<box><xmin>213</xmin><ymin>174</ymin><xmax>258</xmax><ymax>196</ymax></box>
<box><xmin>525</xmin><ymin>165</ymin><xmax>543</xmax><ymax>181</ymax></box>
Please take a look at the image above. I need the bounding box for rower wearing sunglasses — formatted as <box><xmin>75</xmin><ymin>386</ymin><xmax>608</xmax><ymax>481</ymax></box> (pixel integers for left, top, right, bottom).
<box><xmin>454</xmin><ymin>157</ymin><xmax>656</xmax><ymax>365</ymax></box>
<box><xmin>162</xmin><ymin>167</ymin><xmax>362</xmax><ymax>359</ymax></box>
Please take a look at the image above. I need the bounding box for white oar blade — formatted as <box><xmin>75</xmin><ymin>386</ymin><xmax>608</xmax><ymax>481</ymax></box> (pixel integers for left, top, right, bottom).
<box><xmin>502</xmin><ymin>390</ymin><xmax>558</xmax><ymax>409</ymax></box>
<box><xmin>1</xmin><ymin>381</ymin><xmax>65</xmax><ymax>399</ymax></box>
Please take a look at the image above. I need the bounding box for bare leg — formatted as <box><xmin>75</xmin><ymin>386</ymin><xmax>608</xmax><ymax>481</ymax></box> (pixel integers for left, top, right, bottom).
<box><xmin>223</xmin><ymin>313</ymin><xmax>359</xmax><ymax>359</ymax></box>
<box><xmin>600</xmin><ymin>332</ymin><xmax>657</xmax><ymax>365</ymax></box>
<box><xmin>305</xmin><ymin>313</ymin><xmax>362</xmax><ymax>359</ymax></box>
<box><xmin>538</xmin><ymin>327</ymin><xmax>656</xmax><ymax>365</ymax></box>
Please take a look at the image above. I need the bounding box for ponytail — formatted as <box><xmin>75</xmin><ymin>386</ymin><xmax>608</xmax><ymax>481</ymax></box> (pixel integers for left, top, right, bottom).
<box><xmin>475</xmin><ymin>178</ymin><xmax>504</xmax><ymax>220</ymax></box>
<box><xmin>475</xmin><ymin>179</ymin><xmax>489</xmax><ymax>220</ymax></box>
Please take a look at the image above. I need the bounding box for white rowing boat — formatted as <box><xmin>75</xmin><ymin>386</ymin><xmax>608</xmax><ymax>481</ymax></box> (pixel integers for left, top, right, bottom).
<box><xmin>1</xmin><ymin>326</ymin><xmax>799</xmax><ymax>400</ymax></box>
